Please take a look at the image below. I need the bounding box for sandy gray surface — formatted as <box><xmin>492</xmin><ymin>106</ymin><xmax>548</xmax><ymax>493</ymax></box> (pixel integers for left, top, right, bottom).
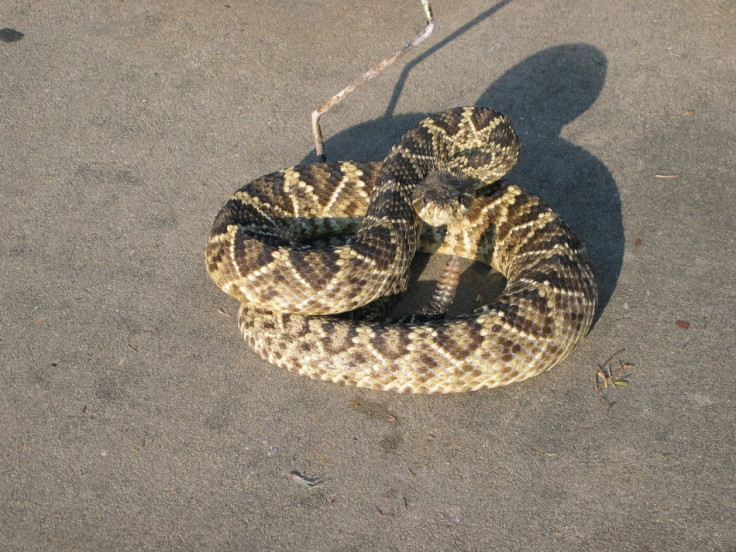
<box><xmin>2</xmin><ymin>1</ymin><xmax>735</xmax><ymax>550</ymax></box>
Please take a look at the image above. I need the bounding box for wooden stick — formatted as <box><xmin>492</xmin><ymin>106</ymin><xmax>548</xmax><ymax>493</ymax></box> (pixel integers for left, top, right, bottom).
<box><xmin>311</xmin><ymin>0</ymin><xmax>435</xmax><ymax>161</ymax></box>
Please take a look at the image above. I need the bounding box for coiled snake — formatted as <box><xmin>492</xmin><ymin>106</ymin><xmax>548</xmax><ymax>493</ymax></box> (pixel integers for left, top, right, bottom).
<box><xmin>206</xmin><ymin>107</ymin><xmax>597</xmax><ymax>393</ymax></box>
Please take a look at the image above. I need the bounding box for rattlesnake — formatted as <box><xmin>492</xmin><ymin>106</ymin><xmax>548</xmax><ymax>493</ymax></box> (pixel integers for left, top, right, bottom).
<box><xmin>206</xmin><ymin>107</ymin><xmax>597</xmax><ymax>393</ymax></box>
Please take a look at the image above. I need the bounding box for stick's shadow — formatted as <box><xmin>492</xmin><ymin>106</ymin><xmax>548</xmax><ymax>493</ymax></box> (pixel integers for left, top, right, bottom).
<box><xmin>301</xmin><ymin>44</ymin><xmax>622</xmax><ymax>318</ymax></box>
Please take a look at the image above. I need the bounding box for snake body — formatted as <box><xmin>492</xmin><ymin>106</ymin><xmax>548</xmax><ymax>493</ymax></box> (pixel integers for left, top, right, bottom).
<box><xmin>206</xmin><ymin>107</ymin><xmax>597</xmax><ymax>393</ymax></box>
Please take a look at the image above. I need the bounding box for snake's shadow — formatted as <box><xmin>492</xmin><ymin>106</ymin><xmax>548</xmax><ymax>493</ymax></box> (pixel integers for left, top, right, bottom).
<box><xmin>300</xmin><ymin>44</ymin><xmax>622</xmax><ymax>320</ymax></box>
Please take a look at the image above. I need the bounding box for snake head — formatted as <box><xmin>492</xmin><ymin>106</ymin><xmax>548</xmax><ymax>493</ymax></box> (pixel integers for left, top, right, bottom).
<box><xmin>412</xmin><ymin>169</ymin><xmax>476</xmax><ymax>227</ymax></box>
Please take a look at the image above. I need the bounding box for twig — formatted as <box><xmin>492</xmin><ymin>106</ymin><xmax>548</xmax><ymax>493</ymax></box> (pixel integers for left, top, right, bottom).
<box><xmin>594</xmin><ymin>349</ymin><xmax>635</xmax><ymax>409</ymax></box>
<box><xmin>311</xmin><ymin>0</ymin><xmax>435</xmax><ymax>161</ymax></box>
<box><xmin>597</xmin><ymin>348</ymin><xmax>625</xmax><ymax>373</ymax></box>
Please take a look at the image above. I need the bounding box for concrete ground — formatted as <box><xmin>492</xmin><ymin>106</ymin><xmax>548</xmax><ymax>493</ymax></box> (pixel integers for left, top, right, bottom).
<box><xmin>1</xmin><ymin>1</ymin><xmax>734</xmax><ymax>550</ymax></box>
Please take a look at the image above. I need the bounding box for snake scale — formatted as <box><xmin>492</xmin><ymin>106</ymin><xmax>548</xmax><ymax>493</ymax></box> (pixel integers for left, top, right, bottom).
<box><xmin>206</xmin><ymin>107</ymin><xmax>597</xmax><ymax>393</ymax></box>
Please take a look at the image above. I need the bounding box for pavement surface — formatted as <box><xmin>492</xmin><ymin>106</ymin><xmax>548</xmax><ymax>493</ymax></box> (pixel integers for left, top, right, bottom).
<box><xmin>1</xmin><ymin>1</ymin><xmax>734</xmax><ymax>550</ymax></box>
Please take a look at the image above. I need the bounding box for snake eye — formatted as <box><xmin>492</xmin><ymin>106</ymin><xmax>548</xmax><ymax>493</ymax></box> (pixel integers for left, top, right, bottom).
<box><xmin>459</xmin><ymin>189</ymin><xmax>475</xmax><ymax>210</ymax></box>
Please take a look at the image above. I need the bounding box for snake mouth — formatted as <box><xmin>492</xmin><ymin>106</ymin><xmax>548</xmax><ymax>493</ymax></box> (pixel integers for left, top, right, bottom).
<box><xmin>413</xmin><ymin>199</ymin><xmax>470</xmax><ymax>227</ymax></box>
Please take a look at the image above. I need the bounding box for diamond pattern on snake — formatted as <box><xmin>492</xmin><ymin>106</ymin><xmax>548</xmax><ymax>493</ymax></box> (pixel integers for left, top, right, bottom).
<box><xmin>206</xmin><ymin>107</ymin><xmax>597</xmax><ymax>393</ymax></box>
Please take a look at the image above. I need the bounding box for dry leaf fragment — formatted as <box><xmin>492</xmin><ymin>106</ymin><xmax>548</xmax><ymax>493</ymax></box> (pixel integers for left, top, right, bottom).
<box><xmin>287</xmin><ymin>471</ymin><xmax>324</xmax><ymax>489</ymax></box>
